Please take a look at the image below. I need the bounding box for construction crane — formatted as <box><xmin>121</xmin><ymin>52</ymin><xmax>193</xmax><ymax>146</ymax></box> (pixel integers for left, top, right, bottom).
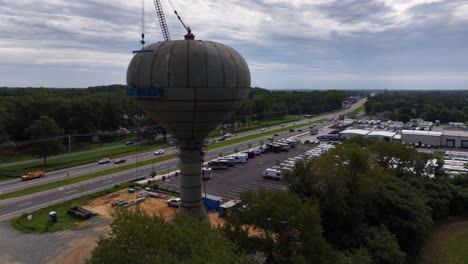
<box><xmin>135</xmin><ymin>0</ymin><xmax>193</xmax><ymax>52</ymax></box>
<box><xmin>153</xmin><ymin>0</ymin><xmax>171</xmax><ymax>41</ymax></box>
<box><xmin>153</xmin><ymin>0</ymin><xmax>194</xmax><ymax>40</ymax></box>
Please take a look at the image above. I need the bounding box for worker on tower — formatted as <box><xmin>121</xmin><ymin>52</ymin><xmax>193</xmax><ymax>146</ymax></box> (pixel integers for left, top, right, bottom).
<box><xmin>184</xmin><ymin>26</ymin><xmax>195</xmax><ymax>40</ymax></box>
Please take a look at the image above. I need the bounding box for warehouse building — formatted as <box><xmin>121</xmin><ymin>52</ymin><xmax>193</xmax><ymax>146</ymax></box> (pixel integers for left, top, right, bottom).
<box><xmin>339</xmin><ymin>129</ymin><xmax>370</xmax><ymax>140</ymax></box>
<box><xmin>441</xmin><ymin>130</ymin><xmax>468</xmax><ymax>149</ymax></box>
<box><xmin>400</xmin><ymin>130</ymin><xmax>442</xmax><ymax>147</ymax></box>
<box><xmin>367</xmin><ymin>131</ymin><xmax>396</xmax><ymax>141</ymax></box>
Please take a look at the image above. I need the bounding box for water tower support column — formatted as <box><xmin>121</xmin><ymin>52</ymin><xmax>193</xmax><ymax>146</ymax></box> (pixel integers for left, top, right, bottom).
<box><xmin>177</xmin><ymin>141</ymin><xmax>207</xmax><ymax>219</ymax></box>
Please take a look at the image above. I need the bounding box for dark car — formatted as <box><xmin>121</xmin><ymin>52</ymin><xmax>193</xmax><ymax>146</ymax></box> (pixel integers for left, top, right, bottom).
<box><xmin>114</xmin><ymin>158</ymin><xmax>126</xmax><ymax>164</ymax></box>
<box><xmin>289</xmin><ymin>129</ymin><xmax>295</xmax><ymax>132</ymax></box>
<box><xmin>125</xmin><ymin>141</ymin><xmax>135</xmax><ymax>145</ymax></box>
<box><xmin>298</xmin><ymin>129</ymin><xmax>302</xmax><ymax>132</ymax></box>
<box><xmin>218</xmin><ymin>136</ymin><xmax>226</xmax><ymax>141</ymax></box>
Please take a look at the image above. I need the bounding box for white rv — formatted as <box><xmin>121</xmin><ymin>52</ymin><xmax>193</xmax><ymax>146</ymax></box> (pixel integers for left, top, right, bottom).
<box><xmin>262</xmin><ymin>168</ymin><xmax>282</xmax><ymax>179</ymax></box>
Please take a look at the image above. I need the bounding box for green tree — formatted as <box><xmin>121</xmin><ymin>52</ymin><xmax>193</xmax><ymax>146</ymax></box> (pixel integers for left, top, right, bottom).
<box><xmin>365</xmin><ymin>177</ymin><xmax>432</xmax><ymax>253</ymax></box>
<box><xmin>224</xmin><ymin>190</ymin><xmax>337</xmax><ymax>264</ymax></box>
<box><xmin>26</xmin><ymin>116</ymin><xmax>63</xmax><ymax>166</ymax></box>
<box><xmin>361</xmin><ymin>226</ymin><xmax>406</xmax><ymax>264</ymax></box>
<box><xmin>88</xmin><ymin>208</ymin><xmax>251</xmax><ymax>264</ymax></box>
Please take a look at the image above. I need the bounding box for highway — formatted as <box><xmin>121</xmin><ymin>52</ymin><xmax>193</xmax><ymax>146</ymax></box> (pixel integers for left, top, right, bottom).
<box><xmin>0</xmin><ymin>98</ymin><xmax>365</xmax><ymax>221</ymax></box>
<box><xmin>0</xmin><ymin>98</ymin><xmax>365</xmax><ymax>195</ymax></box>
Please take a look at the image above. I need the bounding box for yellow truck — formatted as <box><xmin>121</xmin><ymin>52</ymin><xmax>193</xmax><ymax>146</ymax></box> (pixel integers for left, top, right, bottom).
<box><xmin>21</xmin><ymin>171</ymin><xmax>45</xmax><ymax>181</ymax></box>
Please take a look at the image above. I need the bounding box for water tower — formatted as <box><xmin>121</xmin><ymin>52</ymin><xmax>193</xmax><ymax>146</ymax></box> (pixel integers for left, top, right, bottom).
<box><xmin>127</xmin><ymin>36</ymin><xmax>251</xmax><ymax>218</ymax></box>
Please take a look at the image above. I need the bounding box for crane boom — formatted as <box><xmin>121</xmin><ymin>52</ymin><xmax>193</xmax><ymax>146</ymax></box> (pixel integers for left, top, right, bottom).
<box><xmin>153</xmin><ymin>0</ymin><xmax>171</xmax><ymax>41</ymax></box>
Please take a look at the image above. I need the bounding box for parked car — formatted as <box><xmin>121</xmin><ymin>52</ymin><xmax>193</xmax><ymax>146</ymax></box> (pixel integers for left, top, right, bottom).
<box><xmin>218</xmin><ymin>136</ymin><xmax>226</xmax><ymax>141</ymax></box>
<box><xmin>154</xmin><ymin>149</ymin><xmax>165</xmax><ymax>155</ymax></box>
<box><xmin>114</xmin><ymin>158</ymin><xmax>126</xmax><ymax>164</ymax></box>
<box><xmin>289</xmin><ymin>129</ymin><xmax>295</xmax><ymax>132</ymax></box>
<box><xmin>167</xmin><ymin>198</ymin><xmax>181</xmax><ymax>207</ymax></box>
<box><xmin>125</xmin><ymin>141</ymin><xmax>135</xmax><ymax>145</ymax></box>
<box><xmin>274</xmin><ymin>133</ymin><xmax>279</xmax><ymax>136</ymax></box>
<box><xmin>268</xmin><ymin>136</ymin><xmax>274</xmax><ymax>141</ymax></box>
<box><xmin>260</xmin><ymin>128</ymin><xmax>266</xmax><ymax>131</ymax></box>
<box><xmin>224</xmin><ymin>133</ymin><xmax>233</xmax><ymax>138</ymax></box>
<box><xmin>298</xmin><ymin>129</ymin><xmax>302</xmax><ymax>132</ymax></box>
<box><xmin>98</xmin><ymin>158</ymin><xmax>111</xmax><ymax>164</ymax></box>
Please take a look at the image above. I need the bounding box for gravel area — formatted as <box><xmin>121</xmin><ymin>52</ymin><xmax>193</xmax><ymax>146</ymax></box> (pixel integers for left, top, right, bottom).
<box><xmin>0</xmin><ymin>217</ymin><xmax>110</xmax><ymax>264</ymax></box>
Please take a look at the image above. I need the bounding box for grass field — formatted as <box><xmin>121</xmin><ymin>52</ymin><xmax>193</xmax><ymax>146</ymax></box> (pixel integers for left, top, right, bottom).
<box><xmin>11</xmin><ymin>185</ymin><xmax>124</xmax><ymax>233</ymax></box>
<box><xmin>417</xmin><ymin>217</ymin><xmax>468</xmax><ymax>264</ymax></box>
<box><xmin>0</xmin><ymin>135</ymin><xmax>139</xmax><ymax>164</ymax></box>
<box><xmin>0</xmin><ymin>141</ymin><xmax>168</xmax><ymax>180</ymax></box>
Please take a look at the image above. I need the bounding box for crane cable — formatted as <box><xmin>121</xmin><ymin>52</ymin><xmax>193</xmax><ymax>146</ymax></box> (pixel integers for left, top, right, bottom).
<box><xmin>140</xmin><ymin>0</ymin><xmax>146</xmax><ymax>48</ymax></box>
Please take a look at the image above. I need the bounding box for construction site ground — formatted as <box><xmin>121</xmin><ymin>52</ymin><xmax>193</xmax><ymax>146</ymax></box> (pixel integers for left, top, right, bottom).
<box><xmin>0</xmin><ymin>188</ymin><xmax>225</xmax><ymax>264</ymax></box>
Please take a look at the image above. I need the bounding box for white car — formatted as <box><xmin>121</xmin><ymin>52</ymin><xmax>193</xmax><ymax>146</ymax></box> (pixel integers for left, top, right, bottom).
<box><xmin>224</xmin><ymin>133</ymin><xmax>233</xmax><ymax>138</ymax></box>
<box><xmin>98</xmin><ymin>158</ymin><xmax>111</xmax><ymax>164</ymax></box>
<box><xmin>154</xmin><ymin>149</ymin><xmax>165</xmax><ymax>155</ymax></box>
<box><xmin>167</xmin><ymin>198</ymin><xmax>181</xmax><ymax>207</ymax></box>
<box><xmin>260</xmin><ymin>128</ymin><xmax>266</xmax><ymax>131</ymax></box>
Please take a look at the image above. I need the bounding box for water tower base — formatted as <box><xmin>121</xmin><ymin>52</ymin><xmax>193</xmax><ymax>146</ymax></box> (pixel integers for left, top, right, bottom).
<box><xmin>177</xmin><ymin>142</ymin><xmax>207</xmax><ymax>220</ymax></box>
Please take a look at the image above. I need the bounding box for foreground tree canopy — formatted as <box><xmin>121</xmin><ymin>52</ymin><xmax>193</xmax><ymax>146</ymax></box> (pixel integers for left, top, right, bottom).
<box><xmin>87</xmin><ymin>208</ymin><xmax>252</xmax><ymax>264</ymax></box>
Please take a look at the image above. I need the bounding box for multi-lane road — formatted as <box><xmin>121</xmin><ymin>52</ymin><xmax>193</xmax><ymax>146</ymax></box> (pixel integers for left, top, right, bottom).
<box><xmin>0</xmin><ymin>98</ymin><xmax>365</xmax><ymax>221</ymax></box>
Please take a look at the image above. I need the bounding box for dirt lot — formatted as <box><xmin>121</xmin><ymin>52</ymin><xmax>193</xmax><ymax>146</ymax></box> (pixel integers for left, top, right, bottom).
<box><xmin>45</xmin><ymin>189</ymin><xmax>227</xmax><ymax>264</ymax></box>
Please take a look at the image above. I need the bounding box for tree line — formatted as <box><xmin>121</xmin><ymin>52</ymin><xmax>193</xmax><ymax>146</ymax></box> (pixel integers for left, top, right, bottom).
<box><xmin>88</xmin><ymin>139</ymin><xmax>468</xmax><ymax>263</ymax></box>
<box><xmin>365</xmin><ymin>90</ymin><xmax>468</xmax><ymax>123</ymax></box>
<box><xmin>0</xmin><ymin>86</ymin><xmax>345</xmax><ymax>159</ymax></box>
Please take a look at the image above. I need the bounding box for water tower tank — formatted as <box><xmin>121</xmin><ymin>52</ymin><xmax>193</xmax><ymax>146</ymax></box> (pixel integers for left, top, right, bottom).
<box><xmin>127</xmin><ymin>39</ymin><xmax>251</xmax><ymax>219</ymax></box>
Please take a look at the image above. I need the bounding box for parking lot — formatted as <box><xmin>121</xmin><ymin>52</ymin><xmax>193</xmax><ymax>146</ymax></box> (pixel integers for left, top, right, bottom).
<box><xmin>157</xmin><ymin>146</ymin><xmax>310</xmax><ymax>201</ymax></box>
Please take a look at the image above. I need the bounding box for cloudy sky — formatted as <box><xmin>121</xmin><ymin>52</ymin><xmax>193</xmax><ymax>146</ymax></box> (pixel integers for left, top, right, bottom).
<box><xmin>1</xmin><ymin>0</ymin><xmax>467</xmax><ymax>90</ymax></box>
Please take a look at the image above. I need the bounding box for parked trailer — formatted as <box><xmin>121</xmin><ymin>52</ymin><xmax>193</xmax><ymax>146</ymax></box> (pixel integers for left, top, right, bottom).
<box><xmin>67</xmin><ymin>207</ymin><xmax>96</xmax><ymax>220</ymax></box>
<box><xmin>208</xmin><ymin>160</ymin><xmax>229</xmax><ymax>170</ymax></box>
<box><xmin>262</xmin><ymin>168</ymin><xmax>283</xmax><ymax>179</ymax></box>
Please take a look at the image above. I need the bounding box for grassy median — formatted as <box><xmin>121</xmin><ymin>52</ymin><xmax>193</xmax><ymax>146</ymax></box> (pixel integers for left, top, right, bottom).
<box><xmin>0</xmin><ymin>141</ymin><xmax>168</xmax><ymax>180</ymax></box>
<box><xmin>0</xmin><ymin>154</ymin><xmax>176</xmax><ymax>200</ymax></box>
<box><xmin>205</xmin><ymin>118</ymin><xmax>326</xmax><ymax>150</ymax></box>
<box><xmin>11</xmin><ymin>185</ymin><xmax>125</xmax><ymax>233</ymax></box>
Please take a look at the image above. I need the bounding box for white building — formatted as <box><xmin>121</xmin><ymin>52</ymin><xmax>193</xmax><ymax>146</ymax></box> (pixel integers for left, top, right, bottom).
<box><xmin>367</xmin><ymin>131</ymin><xmax>396</xmax><ymax>141</ymax></box>
<box><xmin>339</xmin><ymin>129</ymin><xmax>370</xmax><ymax>140</ymax></box>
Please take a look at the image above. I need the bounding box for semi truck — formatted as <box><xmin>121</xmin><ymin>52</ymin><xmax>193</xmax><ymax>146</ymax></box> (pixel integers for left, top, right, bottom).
<box><xmin>21</xmin><ymin>171</ymin><xmax>45</xmax><ymax>181</ymax></box>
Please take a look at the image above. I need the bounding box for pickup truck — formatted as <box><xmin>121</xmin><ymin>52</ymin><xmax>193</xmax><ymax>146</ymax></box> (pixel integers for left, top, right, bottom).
<box><xmin>21</xmin><ymin>171</ymin><xmax>45</xmax><ymax>181</ymax></box>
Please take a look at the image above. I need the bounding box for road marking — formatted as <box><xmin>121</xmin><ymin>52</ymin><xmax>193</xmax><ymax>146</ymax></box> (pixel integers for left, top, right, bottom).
<box><xmin>103</xmin><ymin>180</ymin><xmax>112</xmax><ymax>184</ymax></box>
<box><xmin>17</xmin><ymin>202</ymin><xmax>32</xmax><ymax>207</ymax></box>
<box><xmin>65</xmin><ymin>190</ymin><xmax>77</xmax><ymax>194</ymax></box>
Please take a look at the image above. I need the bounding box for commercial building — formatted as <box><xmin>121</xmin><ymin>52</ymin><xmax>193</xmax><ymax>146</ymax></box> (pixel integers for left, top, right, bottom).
<box><xmin>367</xmin><ymin>131</ymin><xmax>396</xmax><ymax>141</ymax></box>
<box><xmin>441</xmin><ymin>130</ymin><xmax>468</xmax><ymax>148</ymax></box>
<box><xmin>400</xmin><ymin>130</ymin><xmax>442</xmax><ymax>146</ymax></box>
<box><xmin>339</xmin><ymin>129</ymin><xmax>370</xmax><ymax>140</ymax></box>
